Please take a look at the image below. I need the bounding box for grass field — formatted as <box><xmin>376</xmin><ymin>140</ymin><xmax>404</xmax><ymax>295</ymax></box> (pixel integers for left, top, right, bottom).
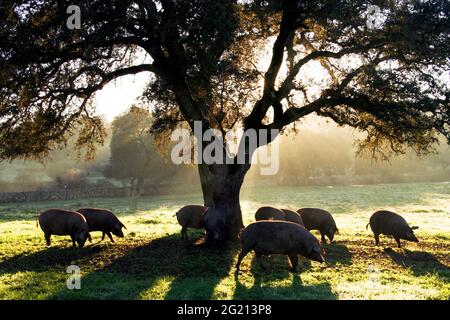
<box><xmin>0</xmin><ymin>182</ymin><xmax>449</xmax><ymax>300</ymax></box>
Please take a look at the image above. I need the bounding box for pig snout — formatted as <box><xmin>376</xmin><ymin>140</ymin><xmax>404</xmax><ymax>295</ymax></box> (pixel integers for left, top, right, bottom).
<box><xmin>328</xmin><ymin>232</ymin><xmax>334</xmax><ymax>242</ymax></box>
<box><xmin>113</xmin><ymin>224</ymin><xmax>125</xmax><ymax>237</ymax></box>
<box><xmin>309</xmin><ymin>245</ymin><xmax>326</xmax><ymax>263</ymax></box>
<box><xmin>317</xmin><ymin>255</ymin><xmax>326</xmax><ymax>263</ymax></box>
<box><xmin>312</xmin><ymin>251</ymin><xmax>326</xmax><ymax>263</ymax></box>
<box><xmin>113</xmin><ymin>229</ymin><xmax>124</xmax><ymax>237</ymax></box>
<box><xmin>409</xmin><ymin>226</ymin><xmax>419</xmax><ymax>242</ymax></box>
<box><xmin>76</xmin><ymin>230</ymin><xmax>90</xmax><ymax>247</ymax></box>
<box><xmin>405</xmin><ymin>228</ymin><xmax>419</xmax><ymax>243</ymax></box>
<box><xmin>410</xmin><ymin>234</ymin><xmax>419</xmax><ymax>243</ymax></box>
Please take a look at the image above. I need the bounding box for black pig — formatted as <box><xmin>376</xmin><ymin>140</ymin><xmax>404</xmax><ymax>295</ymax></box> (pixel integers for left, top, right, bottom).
<box><xmin>281</xmin><ymin>209</ymin><xmax>304</xmax><ymax>226</ymax></box>
<box><xmin>38</xmin><ymin>209</ymin><xmax>90</xmax><ymax>247</ymax></box>
<box><xmin>175</xmin><ymin>205</ymin><xmax>208</xmax><ymax>240</ymax></box>
<box><xmin>367</xmin><ymin>210</ymin><xmax>419</xmax><ymax>248</ymax></box>
<box><xmin>235</xmin><ymin>221</ymin><xmax>325</xmax><ymax>273</ymax></box>
<box><xmin>255</xmin><ymin>206</ymin><xmax>286</xmax><ymax>221</ymax></box>
<box><xmin>297</xmin><ymin>208</ymin><xmax>339</xmax><ymax>243</ymax></box>
<box><xmin>77</xmin><ymin>208</ymin><xmax>126</xmax><ymax>243</ymax></box>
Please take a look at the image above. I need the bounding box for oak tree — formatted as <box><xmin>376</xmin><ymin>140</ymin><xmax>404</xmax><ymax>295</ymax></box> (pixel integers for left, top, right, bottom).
<box><xmin>1</xmin><ymin>0</ymin><xmax>449</xmax><ymax>241</ymax></box>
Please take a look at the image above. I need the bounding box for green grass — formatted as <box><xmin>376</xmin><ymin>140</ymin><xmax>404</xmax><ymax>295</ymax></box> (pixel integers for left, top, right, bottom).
<box><xmin>0</xmin><ymin>182</ymin><xmax>449</xmax><ymax>300</ymax></box>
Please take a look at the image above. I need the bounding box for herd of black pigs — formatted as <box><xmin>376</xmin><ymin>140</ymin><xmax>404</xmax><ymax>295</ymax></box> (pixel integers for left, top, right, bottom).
<box><xmin>36</xmin><ymin>205</ymin><xmax>420</xmax><ymax>273</ymax></box>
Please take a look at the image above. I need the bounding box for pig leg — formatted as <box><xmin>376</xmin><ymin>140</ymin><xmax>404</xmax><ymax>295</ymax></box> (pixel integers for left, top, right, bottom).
<box><xmin>374</xmin><ymin>233</ymin><xmax>380</xmax><ymax>246</ymax></box>
<box><xmin>44</xmin><ymin>233</ymin><xmax>51</xmax><ymax>246</ymax></box>
<box><xmin>105</xmin><ymin>231</ymin><xmax>115</xmax><ymax>243</ymax></box>
<box><xmin>394</xmin><ymin>237</ymin><xmax>401</xmax><ymax>248</ymax></box>
<box><xmin>235</xmin><ymin>250</ymin><xmax>249</xmax><ymax>273</ymax></box>
<box><xmin>70</xmin><ymin>234</ymin><xmax>76</xmax><ymax>247</ymax></box>
<box><xmin>320</xmin><ymin>232</ymin><xmax>327</xmax><ymax>244</ymax></box>
<box><xmin>288</xmin><ymin>254</ymin><xmax>298</xmax><ymax>273</ymax></box>
<box><xmin>255</xmin><ymin>253</ymin><xmax>266</xmax><ymax>271</ymax></box>
<box><xmin>101</xmin><ymin>232</ymin><xmax>106</xmax><ymax>241</ymax></box>
<box><xmin>181</xmin><ymin>227</ymin><xmax>188</xmax><ymax>240</ymax></box>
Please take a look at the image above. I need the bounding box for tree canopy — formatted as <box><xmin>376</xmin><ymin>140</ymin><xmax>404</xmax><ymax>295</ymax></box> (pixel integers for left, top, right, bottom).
<box><xmin>1</xmin><ymin>0</ymin><xmax>449</xmax><ymax>240</ymax></box>
<box><xmin>0</xmin><ymin>0</ymin><xmax>448</xmax><ymax>162</ymax></box>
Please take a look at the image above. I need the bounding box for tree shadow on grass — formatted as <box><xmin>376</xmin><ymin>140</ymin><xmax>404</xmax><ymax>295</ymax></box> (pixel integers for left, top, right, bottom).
<box><xmin>44</xmin><ymin>233</ymin><xmax>240</xmax><ymax>299</ymax></box>
<box><xmin>164</xmin><ymin>241</ymin><xmax>239</xmax><ymax>299</ymax></box>
<box><xmin>0</xmin><ymin>229</ymin><xmax>239</xmax><ymax>299</ymax></box>
<box><xmin>1</xmin><ymin>232</ymin><xmax>341</xmax><ymax>300</ymax></box>
<box><xmin>0</xmin><ymin>245</ymin><xmax>99</xmax><ymax>275</ymax></box>
<box><xmin>0</xmin><ymin>242</ymin><xmax>106</xmax><ymax>299</ymax></box>
<box><xmin>234</xmin><ymin>254</ymin><xmax>337</xmax><ymax>300</ymax></box>
<box><xmin>384</xmin><ymin>248</ymin><xmax>450</xmax><ymax>282</ymax></box>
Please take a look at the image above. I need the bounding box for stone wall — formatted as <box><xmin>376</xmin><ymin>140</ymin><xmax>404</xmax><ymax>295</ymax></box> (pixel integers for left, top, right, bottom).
<box><xmin>0</xmin><ymin>187</ymin><xmax>131</xmax><ymax>203</ymax></box>
<box><xmin>0</xmin><ymin>182</ymin><xmax>199</xmax><ymax>204</ymax></box>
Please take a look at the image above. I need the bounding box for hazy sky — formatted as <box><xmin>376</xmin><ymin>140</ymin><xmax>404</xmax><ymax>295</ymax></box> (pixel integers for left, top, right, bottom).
<box><xmin>92</xmin><ymin>69</ymin><xmax>336</xmax><ymax>132</ymax></box>
<box><xmin>94</xmin><ymin>72</ymin><xmax>150</xmax><ymax>122</ymax></box>
<box><xmin>92</xmin><ymin>53</ymin><xmax>328</xmax><ymax>124</ymax></box>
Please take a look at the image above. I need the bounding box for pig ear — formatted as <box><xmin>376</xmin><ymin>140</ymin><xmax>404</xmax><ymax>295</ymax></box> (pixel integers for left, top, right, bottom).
<box><xmin>116</xmin><ymin>222</ymin><xmax>126</xmax><ymax>229</ymax></box>
<box><xmin>121</xmin><ymin>223</ymin><xmax>127</xmax><ymax>230</ymax></box>
<box><xmin>411</xmin><ymin>226</ymin><xmax>419</xmax><ymax>230</ymax></box>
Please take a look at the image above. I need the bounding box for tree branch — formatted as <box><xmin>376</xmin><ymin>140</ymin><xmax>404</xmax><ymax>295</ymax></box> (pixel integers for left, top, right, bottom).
<box><xmin>244</xmin><ymin>0</ymin><xmax>299</xmax><ymax>129</ymax></box>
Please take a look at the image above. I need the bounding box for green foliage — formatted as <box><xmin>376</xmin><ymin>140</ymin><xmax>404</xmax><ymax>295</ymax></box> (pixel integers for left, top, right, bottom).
<box><xmin>0</xmin><ymin>0</ymin><xmax>448</xmax><ymax>161</ymax></box>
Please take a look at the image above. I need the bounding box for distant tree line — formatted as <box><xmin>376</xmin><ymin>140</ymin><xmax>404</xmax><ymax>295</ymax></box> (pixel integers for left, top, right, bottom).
<box><xmin>1</xmin><ymin>107</ymin><xmax>449</xmax><ymax>193</ymax></box>
<box><xmin>102</xmin><ymin>106</ymin><xmax>198</xmax><ymax>196</ymax></box>
<box><xmin>249</xmin><ymin>129</ymin><xmax>450</xmax><ymax>186</ymax></box>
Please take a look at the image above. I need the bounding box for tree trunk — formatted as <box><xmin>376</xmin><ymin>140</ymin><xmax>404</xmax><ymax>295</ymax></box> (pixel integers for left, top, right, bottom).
<box><xmin>198</xmin><ymin>163</ymin><xmax>215</xmax><ymax>207</ymax></box>
<box><xmin>198</xmin><ymin>163</ymin><xmax>250</xmax><ymax>242</ymax></box>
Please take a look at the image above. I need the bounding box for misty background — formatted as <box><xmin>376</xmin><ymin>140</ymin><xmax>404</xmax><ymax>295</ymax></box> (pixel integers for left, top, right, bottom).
<box><xmin>0</xmin><ymin>111</ymin><xmax>449</xmax><ymax>194</ymax></box>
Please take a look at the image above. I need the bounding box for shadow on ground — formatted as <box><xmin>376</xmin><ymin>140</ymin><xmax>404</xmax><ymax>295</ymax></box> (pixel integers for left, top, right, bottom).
<box><xmin>1</xmin><ymin>231</ymin><xmax>346</xmax><ymax>299</ymax></box>
<box><xmin>0</xmin><ymin>245</ymin><xmax>99</xmax><ymax>275</ymax></box>
<box><xmin>41</xmin><ymin>233</ymin><xmax>240</xmax><ymax>299</ymax></box>
<box><xmin>322</xmin><ymin>242</ymin><xmax>352</xmax><ymax>266</ymax></box>
<box><xmin>384</xmin><ymin>248</ymin><xmax>450</xmax><ymax>282</ymax></box>
<box><xmin>233</xmin><ymin>253</ymin><xmax>337</xmax><ymax>299</ymax></box>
